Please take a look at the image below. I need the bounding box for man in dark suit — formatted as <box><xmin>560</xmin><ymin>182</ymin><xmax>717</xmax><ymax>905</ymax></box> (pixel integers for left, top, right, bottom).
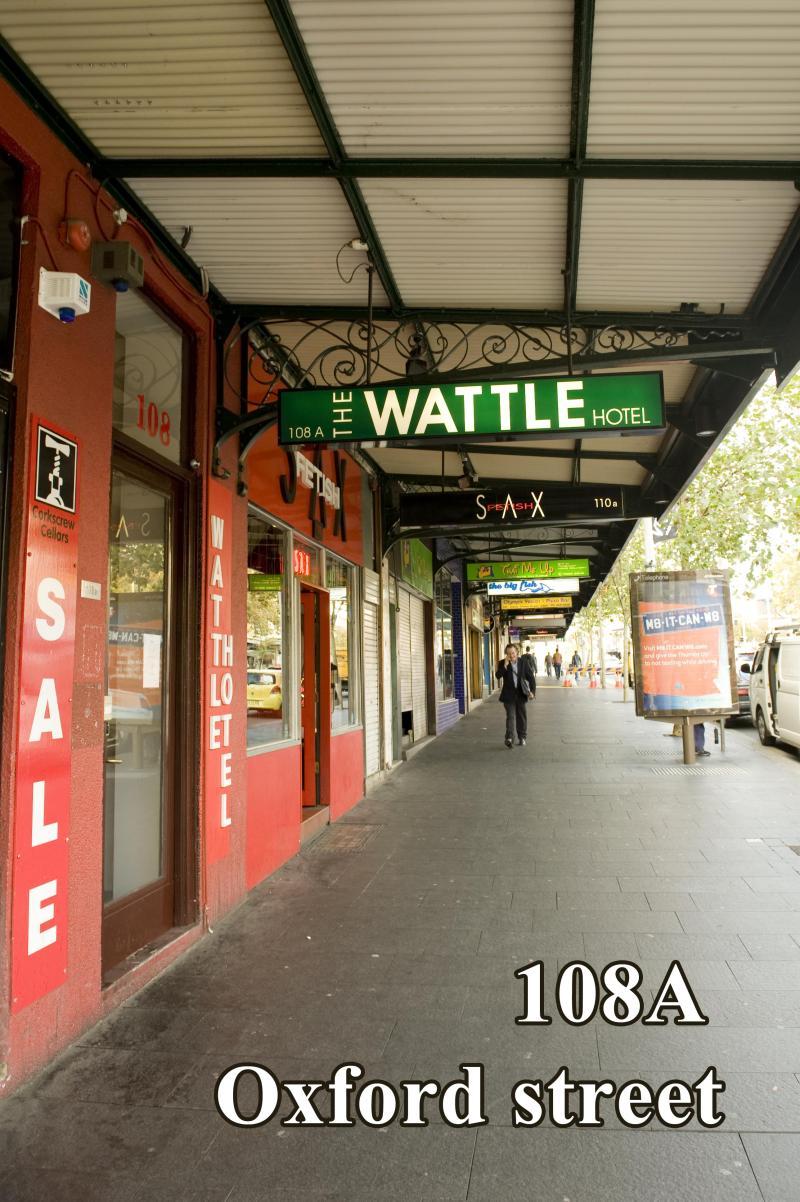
<box><xmin>496</xmin><ymin>643</ymin><xmax>536</xmax><ymax>748</ymax></box>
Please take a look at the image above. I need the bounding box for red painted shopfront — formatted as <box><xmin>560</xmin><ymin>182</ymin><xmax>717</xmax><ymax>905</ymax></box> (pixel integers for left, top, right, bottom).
<box><xmin>241</xmin><ymin>427</ymin><xmax>367</xmax><ymax>890</ymax></box>
<box><xmin>0</xmin><ymin>74</ymin><xmax>371</xmax><ymax>1095</ymax></box>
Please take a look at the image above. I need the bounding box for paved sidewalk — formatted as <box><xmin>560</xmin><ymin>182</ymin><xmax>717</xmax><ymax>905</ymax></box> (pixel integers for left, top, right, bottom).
<box><xmin>3</xmin><ymin>686</ymin><xmax>800</xmax><ymax>1200</ymax></box>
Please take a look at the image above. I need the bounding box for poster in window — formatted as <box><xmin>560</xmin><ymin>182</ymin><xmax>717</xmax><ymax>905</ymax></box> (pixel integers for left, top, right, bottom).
<box><xmin>630</xmin><ymin>570</ymin><xmax>737</xmax><ymax>719</ymax></box>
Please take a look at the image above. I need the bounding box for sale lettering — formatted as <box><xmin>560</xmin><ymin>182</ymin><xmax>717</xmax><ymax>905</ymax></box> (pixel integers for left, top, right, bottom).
<box><xmin>11</xmin><ymin>420</ymin><xmax>79</xmax><ymax>1011</ymax></box>
<box><xmin>205</xmin><ymin>482</ymin><xmax>234</xmax><ymax>862</ymax></box>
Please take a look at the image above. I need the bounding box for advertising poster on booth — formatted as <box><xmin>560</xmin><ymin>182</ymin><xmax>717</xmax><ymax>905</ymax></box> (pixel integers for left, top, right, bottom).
<box><xmin>630</xmin><ymin>570</ymin><xmax>737</xmax><ymax>719</ymax></box>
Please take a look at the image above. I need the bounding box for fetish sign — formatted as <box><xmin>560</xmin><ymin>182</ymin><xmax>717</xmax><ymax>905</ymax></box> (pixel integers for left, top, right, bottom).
<box><xmin>278</xmin><ymin>371</ymin><xmax>665</xmax><ymax>444</ymax></box>
<box><xmin>468</xmin><ymin>559</ymin><xmax>590</xmax><ymax>581</ymax></box>
<box><xmin>486</xmin><ymin>579</ymin><xmax>580</xmax><ymax>596</ymax></box>
<box><xmin>11</xmin><ymin>418</ymin><xmax>80</xmax><ymax>1012</ymax></box>
<box><xmin>500</xmin><ymin>596</ymin><xmax>573</xmax><ymax>611</ymax></box>
<box><xmin>205</xmin><ymin>480</ymin><xmax>234</xmax><ymax>863</ymax></box>
<box><xmin>399</xmin><ymin>485</ymin><xmax>631</xmax><ymax>528</ymax></box>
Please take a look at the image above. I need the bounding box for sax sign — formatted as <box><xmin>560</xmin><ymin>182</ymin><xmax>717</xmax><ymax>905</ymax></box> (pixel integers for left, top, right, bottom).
<box><xmin>12</xmin><ymin>419</ymin><xmax>79</xmax><ymax>1012</ymax></box>
<box><xmin>279</xmin><ymin>371</ymin><xmax>665</xmax><ymax>445</ymax></box>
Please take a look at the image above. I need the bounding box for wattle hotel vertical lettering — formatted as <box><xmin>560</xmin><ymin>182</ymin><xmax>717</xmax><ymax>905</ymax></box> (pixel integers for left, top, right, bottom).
<box><xmin>11</xmin><ymin>418</ymin><xmax>80</xmax><ymax>1012</ymax></box>
<box><xmin>206</xmin><ymin>480</ymin><xmax>233</xmax><ymax>862</ymax></box>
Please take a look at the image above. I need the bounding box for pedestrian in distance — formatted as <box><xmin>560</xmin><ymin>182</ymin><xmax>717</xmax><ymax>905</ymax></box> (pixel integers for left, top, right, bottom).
<box><xmin>522</xmin><ymin>643</ymin><xmax>538</xmax><ymax>677</ymax></box>
<box><xmin>544</xmin><ymin>651</ymin><xmax>552</xmax><ymax>677</ymax></box>
<box><xmin>496</xmin><ymin>643</ymin><xmax>536</xmax><ymax>748</ymax></box>
<box><xmin>570</xmin><ymin>649</ymin><xmax>582</xmax><ymax>684</ymax></box>
<box><xmin>552</xmin><ymin>647</ymin><xmax>563</xmax><ymax>680</ymax></box>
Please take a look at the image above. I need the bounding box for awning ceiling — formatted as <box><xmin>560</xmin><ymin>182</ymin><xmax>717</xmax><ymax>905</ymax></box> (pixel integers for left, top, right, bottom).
<box><xmin>3</xmin><ymin>0</ymin><xmax>800</xmax><ymax>620</ymax></box>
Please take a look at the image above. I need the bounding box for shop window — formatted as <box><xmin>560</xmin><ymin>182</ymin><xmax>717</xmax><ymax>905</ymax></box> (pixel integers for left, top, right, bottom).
<box><xmin>247</xmin><ymin>513</ymin><xmax>290</xmax><ymax>749</ymax></box>
<box><xmin>327</xmin><ymin>555</ymin><xmax>358</xmax><ymax>729</ymax></box>
<box><xmin>435</xmin><ymin>570</ymin><xmax>455</xmax><ymax>700</ymax></box>
<box><xmin>114</xmin><ymin>290</ymin><xmax>184</xmax><ymax>464</ymax></box>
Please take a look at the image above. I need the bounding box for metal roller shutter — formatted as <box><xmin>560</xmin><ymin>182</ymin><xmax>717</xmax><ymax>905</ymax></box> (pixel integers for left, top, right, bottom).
<box><xmin>410</xmin><ymin>595</ymin><xmax>428</xmax><ymax>740</ymax></box>
<box><xmin>398</xmin><ymin>587</ymin><xmax>412</xmax><ymax>713</ymax></box>
<box><xmin>362</xmin><ymin>599</ymin><xmax>380</xmax><ymax>777</ymax></box>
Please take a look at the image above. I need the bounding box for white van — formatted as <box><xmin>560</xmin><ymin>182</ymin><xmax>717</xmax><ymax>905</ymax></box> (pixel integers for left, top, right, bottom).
<box><xmin>747</xmin><ymin>627</ymin><xmax>800</xmax><ymax>749</ymax></box>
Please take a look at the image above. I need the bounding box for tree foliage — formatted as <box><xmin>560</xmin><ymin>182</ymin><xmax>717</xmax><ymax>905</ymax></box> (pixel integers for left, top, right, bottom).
<box><xmin>574</xmin><ymin>373</ymin><xmax>800</xmax><ymax>639</ymax></box>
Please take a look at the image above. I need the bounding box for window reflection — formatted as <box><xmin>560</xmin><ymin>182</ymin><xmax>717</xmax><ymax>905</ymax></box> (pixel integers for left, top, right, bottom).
<box><xmin>104</xmin><ymin>473</ymin><xmax>168</xmax><ymax>902</ymax></box>
<box><xmin>247</xmin><ymin>514</ymin><xmax>289</xmax><ymax>748</ymax></box>
<box><xmin>327</xmin><ymin>556</ymin><xmax>355</xmax><ymax>729</ymax></box>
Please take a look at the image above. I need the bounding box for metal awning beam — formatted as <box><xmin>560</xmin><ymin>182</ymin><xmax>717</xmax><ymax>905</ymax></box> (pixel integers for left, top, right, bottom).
<box><xmin>99</xmin><ymin>156</ymin><xmax>800</xmax><ymax>183</ymax></box>
<box><xmin>386</xmin><ymin>443</ymin><xmax>657</xmax><ymax>465</ymax></box>
<box><xmin>236</xmin><ymin>303</ymin><xmax>752</xmax><ymax>330</ymax></box>
<box><xmin>262</xmin><ymin>0</ymin><xmax>403</xmax><ymax>312</ymax></box>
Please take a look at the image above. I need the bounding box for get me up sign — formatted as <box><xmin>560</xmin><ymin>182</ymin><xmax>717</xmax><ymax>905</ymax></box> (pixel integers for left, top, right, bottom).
<box><xmin>278</xmin><ymin>371</ymin><xmax>665</xmax><ymax>445</ymax></box>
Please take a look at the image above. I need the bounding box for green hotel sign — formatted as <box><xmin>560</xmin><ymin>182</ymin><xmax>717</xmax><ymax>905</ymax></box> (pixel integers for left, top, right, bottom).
<box><xmin>467</xmin><ymin>559</ymin><xmax>590</xmax><ymax>581</ymax></box>
<box><xmin>278</xmin><ymin>371</ymin><xmax>664</xmax><ymax>445</ymax></box>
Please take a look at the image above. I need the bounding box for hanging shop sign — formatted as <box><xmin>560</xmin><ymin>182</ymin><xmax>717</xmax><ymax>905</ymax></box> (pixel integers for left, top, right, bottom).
<box><xmin>399</xmin><ymin>538</ymin><xmax>434</xmax><ymax>599</ymax></box>
<box><xmin>468</xmin><ymin>558</ymin><xmax>589</xmax><ymax>581</ymax></box>
<box><xmin>205</xmin><ymin>480</ymin><xmax>234</xmax><ymax>864</ymax></box>
<box><xmin>12</xmin><ymin>419</ymin><xmax>80</xmax><ymax>1012</ymax></box>
<box><xmin>501</xmin><ymin>596</ymin><xmax>573</xmax><ymax>612</ymax></box>
<box><xmin>630</xmin><ymin>571</ymin><xmax>737</xmax><ymax>720</ymax></box>
<box><xmin>278</xmin><ymin>371</ymin><xmax>665</xmax><ymax>445</ymax></box>
<box><xmin>246</xmin><ymin>427</ymin><xmax>364</xmax><ymax>566</ymax></box>
<box><xmin>247</xmin><ymin>573</ymin><xmax>282</xmax><ymax>592</ymax></box>
<box><xmin>483</xmin><ymin>615</ymin><xmax>495</xmax><ymax>634</ymax></box>
<box><xmin>399</xmin><ymin>484</ymin><xmax>632</xmax><ymax>529</ymax></box>
<box><xmin>487</xmin><ymin>578</ymin><xmax>580</xmax><ymax>596</ymax></box>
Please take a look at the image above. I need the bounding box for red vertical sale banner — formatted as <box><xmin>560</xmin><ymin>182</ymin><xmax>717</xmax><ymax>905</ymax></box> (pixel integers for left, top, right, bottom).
<box><xmin>11</xmin><ymin>418</ymin><xmax>80</xmax><ymax>1012</ymax></box>
<box><xmin>205</xmin><ymin>479</ymin><xmax>233</xmax><ymax>864</ymax></box>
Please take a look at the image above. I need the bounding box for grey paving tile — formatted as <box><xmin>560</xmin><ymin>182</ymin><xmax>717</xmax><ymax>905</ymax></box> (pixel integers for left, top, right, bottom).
<box><xmin>598</xmin><ymin>1025</ymin><xmax>800</xmax><ymax>1074</ymax></box>
<box><xmin>476</xmin><ymin>931</ymin><xmax>584</xmax><ymax>959</ymax></box>
<box><xmin>17</xmin><ymin>1045</ymin><xmax>201</xmax><ymax>1108</ymax></box>
<box><xmin>679</xmin><ymin>911</ymin><xmax>800</xmax><ymax>935</ymax></box>
<box><xmin>740</xmin><ymin>1134</ymin><xmax>800</xmax><ymax>1202</ymax></box>
<box><xmin>633</xmin><ymin>933</ymin><xmax>748</xmax><ymax>961</ymax></box>
<box><xmin>467</xmin><ymin>1130</ymin><xmax>760</xmax><ymax>1202</ymax></box>
<box><xmin>739</xmin><ymin>934</ymin><xmax>800</xmax><ymax>960</ymax></box>
<box><xmin>530</xmin><ymin>910</ymin><xmax>684</xmax><ymax>933</ymax></box>
<box><xmin>695</xmin><ymin>990</ymin><xmax>800</xmax><ymax>1027</ymax></box>
<box><xmin>556</xmin><ymin>891</ymin><xmax>651</xmax><ymax>910</ymax></box>
<box><xmin>728</xmin><ymin>961</ymin><xmax>800</xmax><ymax>990</ymax></box>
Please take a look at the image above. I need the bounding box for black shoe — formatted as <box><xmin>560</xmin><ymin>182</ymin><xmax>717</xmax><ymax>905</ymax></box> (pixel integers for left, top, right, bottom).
<box><xmin>697</xmin><ymin>749</ymin><xmax>711</xmax><ymax>757</ymax></box>
<box><xmin>519</xmin><ymin>738</ymin><xmax>526</xmax><ymax>746</ymax></box>
<box><xmin>505</xmin><ymin>738</ymin><xmax>513</xmax><ymax>748</ymax></box>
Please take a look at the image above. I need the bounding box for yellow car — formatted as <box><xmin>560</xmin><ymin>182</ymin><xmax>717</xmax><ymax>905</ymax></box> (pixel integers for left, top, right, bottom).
<box><xmin>247</xmin><ymin>668</ymin><xmax>282</xmax><ymax>714</ymax></box>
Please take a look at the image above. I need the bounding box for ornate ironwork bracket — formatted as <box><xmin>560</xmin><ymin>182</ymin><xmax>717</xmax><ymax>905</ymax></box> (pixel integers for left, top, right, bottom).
<box><xmin>213</xmin><ymin>404</ymin><xmax>277</xmax><ymax>494</ymax></box>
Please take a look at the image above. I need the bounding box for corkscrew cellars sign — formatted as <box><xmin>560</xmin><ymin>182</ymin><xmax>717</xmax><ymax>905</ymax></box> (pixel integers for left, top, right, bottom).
<box><xmin>399</xmin><ymin>484</ymin><xmax>632</xmax><ymax>529</ymax></box>
<box><xmin>278</xmin><ymin>372</ymin><xmax>665</xmax><ymax>445</ymax></box>
<box><xmin>468</xmin><ymin>559</ymin><xmax>590</xmax><ymax>581</ymax></box>
<box><xmin>12</xmin><ymin>419</ymin><xmax>80</xmax><ymax>1011</ymax></box>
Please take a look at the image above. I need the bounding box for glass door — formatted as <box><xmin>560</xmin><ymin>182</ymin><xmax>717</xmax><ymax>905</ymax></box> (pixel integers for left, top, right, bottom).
<box><xmin>103</xmin><ymin>462</ymin><xmax>181</xmax><ymax>968</ymax></box>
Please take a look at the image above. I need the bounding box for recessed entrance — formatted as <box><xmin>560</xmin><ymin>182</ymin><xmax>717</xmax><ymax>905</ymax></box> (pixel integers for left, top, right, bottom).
<box><xmin>300</xmin><ymin>585</ymin><xmax>331</xmax><ymax>816</ymax></box>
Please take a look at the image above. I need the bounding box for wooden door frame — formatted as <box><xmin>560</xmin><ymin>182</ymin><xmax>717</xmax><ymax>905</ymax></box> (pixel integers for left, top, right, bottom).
<box><xmin>300</xmin><ymin>583</ymin><xmax>331</xmax><ymax>807</ymax></box>
<box><xmin>102</xmin><ymin>445</ymin><xmax>198</xmax><ymax>972</ymax></box>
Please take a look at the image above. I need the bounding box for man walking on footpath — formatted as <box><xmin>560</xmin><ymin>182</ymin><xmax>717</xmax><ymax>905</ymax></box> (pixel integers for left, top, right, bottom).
<box><xmin>522</xmin><ymin>644</ymin><xmax>538</xmax><ymax>677</ymax></box>
<box><xmin>552</xmin><ymin>647</ymin><xmax>563</xmax><ymax>680</ymax></box>
<box><xmin>544</xmin><ymin>650</ymin><xmax>552</xmax><ymax>677</ymax></box>
<box><xmin>496</xmin><ymin>643</ymin><xmax>536</xmax><ymax>748</ymax></box>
